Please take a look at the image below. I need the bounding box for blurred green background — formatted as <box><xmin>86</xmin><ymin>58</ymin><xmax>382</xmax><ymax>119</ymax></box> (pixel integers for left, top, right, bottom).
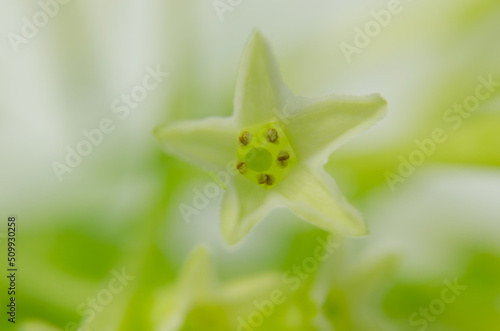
<box><xmin>1</xmin><ymin>0</ymin><xmax>500</xmax><ymax>330</ymax></box>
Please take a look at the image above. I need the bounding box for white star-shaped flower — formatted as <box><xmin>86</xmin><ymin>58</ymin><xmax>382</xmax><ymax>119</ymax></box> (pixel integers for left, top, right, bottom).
<box><xmin>156</xmin><ymin>32</ymin><xmax>387</xmax><ymax>244</ymax></box>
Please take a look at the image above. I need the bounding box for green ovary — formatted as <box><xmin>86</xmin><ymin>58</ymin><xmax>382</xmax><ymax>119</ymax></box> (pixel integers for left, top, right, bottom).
<box><xmin>246</xmin><ymin>148</ymin><xmax>273</xmax><ymax>171</ymax></box>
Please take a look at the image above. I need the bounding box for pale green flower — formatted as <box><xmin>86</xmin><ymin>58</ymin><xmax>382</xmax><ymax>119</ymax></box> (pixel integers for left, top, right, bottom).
<box><xmin>152</xmin><ymin>247</ymin><xmax>281</xmax><ymax>331</ymax></box>
<box><xmin>156</xmin><ymin>32</ymin><xmax>387</xmax><ymax>244</ymax></box>
<box><xmin>313</xmin><ymin>253</ymin><xmax>398</xmax><ymax>330</ymax></box>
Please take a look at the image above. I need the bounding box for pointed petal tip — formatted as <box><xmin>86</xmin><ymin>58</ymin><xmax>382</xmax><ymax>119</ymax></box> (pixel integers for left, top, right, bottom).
<box><xmin>321</xmin><ymin>216</ymin><xmax>369</xmax><ymax>238</ymax></box>
<box><xmin>153</xmin><ymin>122</ymin><xmax>173</xmax><ymax>142</ymax></box>
<box><xmin>189</xmin><ymin>245</ymin><xmax>211</xmax><ymax>258</ymax></box>
<box><xmin>339</xmin><ymin>209</ymin><xmax>370</xmax><ymax>237</ymax></box>
<box><xmin>370</xmin><ymin>92</ymin><xmax>388</xmax><ymax>113</ymax></box>
<box><xmin>364</xmin><ymin>92</ymin><xmax>388</xmax><ymax>107</ymax></box>
<box><xmin>223</xmin><ymin>233</ymin><xmax>242</xmax><ymax>246</ymax></box>
<box><xmin>374</xmin><ymin>92</ymin><xmax>387</xmax><ymax>104</ymax></box>
<box><xmin>152</xmin><ymin>124</ymin><xmax>164</xmax><ymax>140</ymax></box>
<box><xmin>183</xmin><ymin>245</ymin><xmax>212</xmax><ymax>271</ymax></box>
<box><xmin>180</xmin><ymin>245</ymin><xmax>213</xmax><ymax>281</ymax></box>
<box><xmin>248</xmin><ymin>30</ymin><xmax>266</xmax><ymax>45</ymax></box>
<box><xmin>354</xmin><ymin>92</ymin><xmax>388</xmax><ymax>123</ymax></box>
<box><xmin>243</xmin><ymin>30</ymin><xmax>272</xmax><ymax>61</ymax></box>
<box><xmin>346</xmin><ymin>225</ymin><xmax>370</xmax><ymax>237</ymax></box>
<box><xmin>376</xmin><ymin>98</ymin><xmax>388</xmax><ymax>124</ymax></box>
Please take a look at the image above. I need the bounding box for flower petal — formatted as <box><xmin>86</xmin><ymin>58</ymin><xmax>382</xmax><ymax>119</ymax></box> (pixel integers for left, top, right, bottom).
<box><xmin>154</xmin><ymin>247</ymin><xmax>215</xmax><ymax>331</ymax></box>
<box><xmin>220</xmin><ymin>175</ymin><xmax>281</xmax><ymax>245</ymax></box>
<box><xmin>155</xmin><ymin>117</ymin><xmax>239</xmax><ymax>171</ymax></box>
<box><xmin>234</xmin><ymin>31</ymin><xmax>293</xmax><ymax>127</ymax></box>
<box><xmin>178</xmin><ymin>247</ymin><xmax>216</xmax><ymax>299</ymax></box>
<box><xmin>275</xmin><ymin>164</ymin><xmax>368</xmax><ymax>236</ymax></box>
<box><xmin>285</xmin><ymin>93</ymin><xmax>387</xmax><ymax>164</ymax></box>
<box><xmin>220</xmin><ymin>273</ymin><xmax>283</xmax><ymax>302</ymax></box>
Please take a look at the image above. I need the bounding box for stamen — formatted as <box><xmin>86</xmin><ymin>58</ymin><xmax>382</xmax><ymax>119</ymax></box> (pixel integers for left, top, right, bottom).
<box><xmin>239</xmin><ymin>131</ymin><xmax>253</xmax><ymax>146</ymax></box>
<box><xmin>266</xmin><ymin>128</ymin><xmax>279</xmax><ymax>143</ymax></box>
<box><xmin>257</xmin><ymin>174</ymin><xmax>275</xmax><ymax>186</ymax></box>
<box><xmin>277</xmin><ymin>150</ymin><xmax>290</xmax><ymax>168</ymax></box>
<box><xmin>236</xmin><ymin>161</ymin><xmax>248</xmax><ymax>175</ymax></box>
<box><xmin>277</xmin><ymin>150</ymin><xmax>290</xmax><ymax>161</ymax></box>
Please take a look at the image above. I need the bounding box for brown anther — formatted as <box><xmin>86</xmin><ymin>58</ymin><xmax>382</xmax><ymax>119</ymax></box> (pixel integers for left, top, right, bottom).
<box><xmin>257</xmin><ymin>173</ymin><xmax>275</xmax><ymax>186</ymax></box>
<box><xmin>239</xmin><ymin>131</ymin><xmax>253</xmax><ymax>146</ymax></box>
<box><xmin>277</xmin><ymin>160</ymin><xmax>288</xmax><ymax>168</ymax></box>
<box><xmin>277</xmin><ymin>150</ymin><xmax>290</xmax><ymax>168</ymax></box>
<box><xmin>277</xmin><ymin>150</ymin><xmax>290</xmax><ymax>161</ymax></box>
<box><xmin>266</xmin><ymin>128</ymin><xmax>279</xmax><ymax>143</ymax></box>
<box><xmin>236</xmin><ymin>161</ymin><xmax>248</xmax><ymax>175</ymax></box>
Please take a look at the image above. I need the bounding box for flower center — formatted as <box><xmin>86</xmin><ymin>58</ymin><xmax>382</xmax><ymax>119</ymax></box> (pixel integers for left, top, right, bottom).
<box><xmin>236</xmin><ymin>122</ymin><xmax>297</xmax><ymax>189</ymax></box>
